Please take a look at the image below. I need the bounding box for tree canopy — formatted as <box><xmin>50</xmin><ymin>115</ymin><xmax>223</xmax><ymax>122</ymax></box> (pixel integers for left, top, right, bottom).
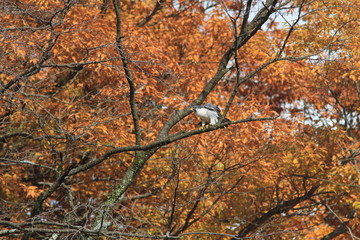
<box><xmin>0</xmin><ymin>0</ymin><xmax>359</xmax><ymax>239</ymax></box>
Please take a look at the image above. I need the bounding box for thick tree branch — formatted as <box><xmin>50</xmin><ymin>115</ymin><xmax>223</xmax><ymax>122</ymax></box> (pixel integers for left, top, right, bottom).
<box><xmin>68</xmin><ymin>115</ymin><xmax>279</xmax><ymax>176</ymax></box>
<box><xmin>240</xmin><ymin>0</ymin><xmax>253</xmax><ymax>35</ymax></box>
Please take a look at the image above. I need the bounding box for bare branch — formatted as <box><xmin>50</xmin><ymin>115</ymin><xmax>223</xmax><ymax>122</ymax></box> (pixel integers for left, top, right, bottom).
<box><xmin>0</xmin><ymin>158</ymin><xmax>58</xmax><ymax>172</ymax></box>
<box><xmin>137</xmin><ymin>0</ymin><xmax>167</xmax><ymax>27</ymax></box>
<box><xmin>232</xmin><ymin>185</ymin><xmax>319</xmax><ymax>239</ymax></box>
<box><xmin>324</xmin><ymin>204</ymin><xmax>359</xmax><ymax>240</ymax></box>
<box><xmin>0</xmin><ymin>32</ymin><xmax>59</xmax><ymax>95</ymax></box>
<box><xmin>113</xmin><ymin>0</ymin><xmax>141</xmax><ymax>145</ymax></box>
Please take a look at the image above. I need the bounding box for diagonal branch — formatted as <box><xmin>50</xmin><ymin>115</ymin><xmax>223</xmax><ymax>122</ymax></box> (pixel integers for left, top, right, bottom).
<box><xmin>232</xmin><ymin>185</ymin><xmax>319</xmax><ymax>239</ymax></box>
<box><xmin>0</xmin><ymin>32</ymin><xmax>59</xmax><ymax>95</ymax></box>
<box><xmin>324</xmin><ymin>204</ymin><xmax>359</xmax><ymax>240</ymax></box>
<box><xmin>276</xmin><ymin>0</ymin><xmax>305</xmax><ymax>57</ymax></box>
<box><xmin>321</xmin><ymin>222</ymin><xmax>348</xmax><ymax>240</ymax></box>
<box><xmin>136</xmin><ymin>0</ymin><xmax>167</xmax><ymax>27</ymax></box>
<box><xmin>157</xmin><ymin>0</ymin><xmax>278</xmax><ymax>139</ymax></box>
<box><xmin>30</xmin><ymin>164</ymin><xmax>76</xmax><ymax>217</ymax></box>
<box><xmin>240</xmin><ymin>0</ymin><xmax>253</xmax><ymax>35</ymax></box>
<box><xmin>21</xmin><ymin>164</ymin><xmax>77</xmax><ymax>240</ymax></box>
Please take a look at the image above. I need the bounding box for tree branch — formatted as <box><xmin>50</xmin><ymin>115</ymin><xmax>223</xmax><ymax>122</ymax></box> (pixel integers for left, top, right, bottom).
<box><xmin>321</xmin><ymin>222</ymin><xmax>347</xmax><ymax>240</ymax></box>
<box><xmin>136</xmin><ymin>0</ymin><xmax>166</xmax><ymax>27</ymax></box>
<box><xmin>323</xmin><ymin>204</ymin><xmax>358</xmax><ymax>240</ymax></box>
<box><xmin>113</xmin><ymin>0</ymin><xmax>141</xmax><ymax>145</ymax></box>
<box><xmin>0</xmin><ymin>32</ymin><xmax>59</xmax><ymax>95</ymax></box>
<box><xmin>240</xmin><ymin>0</ymin><xmax>253</xmax><ymax>35</ymax></box>
<box><xmin>21</xmin><ymin>164</ymin><xmax>76</xmax><ymax>240</ymax></box>
<box><xmin>68</xmin><ymin>115</ymin><xmax>279</xmax><ymax>176</ymax></box>
<box><xmin>232</xmin><ymin>185</ymin><xmax>319</xmax><ymax>239</ymax></box>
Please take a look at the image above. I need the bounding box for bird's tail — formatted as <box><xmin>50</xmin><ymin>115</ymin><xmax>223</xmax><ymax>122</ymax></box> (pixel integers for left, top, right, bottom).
<box><xmin>219</xmin><ymin>117</ymin><xmax>231</xmax><ymax>128</ymax></box>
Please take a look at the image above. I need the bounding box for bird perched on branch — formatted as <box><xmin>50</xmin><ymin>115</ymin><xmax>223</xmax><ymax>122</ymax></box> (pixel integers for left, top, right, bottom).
<box><xmin>191</xmin><ymin>103</ymin><xmax>230</xmax><ymax>127</ymax></box>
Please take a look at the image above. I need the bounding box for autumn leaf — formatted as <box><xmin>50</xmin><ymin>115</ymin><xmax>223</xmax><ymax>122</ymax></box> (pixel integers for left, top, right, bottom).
<box><xmin>25</xmin><ymin>186</ymin><xmax>41</xmax><ymax>199</ymax></box>
<box><xmin>1</xmin><ymin>0</ymin><xmax>359</xmax><ymax>239</ymax></box>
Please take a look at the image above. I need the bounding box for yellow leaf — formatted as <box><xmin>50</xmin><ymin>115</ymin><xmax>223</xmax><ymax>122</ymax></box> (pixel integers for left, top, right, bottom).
<box><xmin>26</xmin><ymin>186</ymin><xmax>40</xmax><ymax>198</ymax></box>
<box><xmin>193</xmin><ymin>55</ymin><xmax>200</xmax><ymax>62</ymax></box>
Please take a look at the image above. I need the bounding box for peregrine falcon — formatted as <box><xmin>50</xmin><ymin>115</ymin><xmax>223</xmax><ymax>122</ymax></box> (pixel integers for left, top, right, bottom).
<box><xmin>191</xmin><ymin>103</ymin><xmax>229</xmax><ymax>127</ymax></box>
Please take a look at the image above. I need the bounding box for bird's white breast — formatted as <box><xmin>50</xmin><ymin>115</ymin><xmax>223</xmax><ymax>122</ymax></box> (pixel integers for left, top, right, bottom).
<box><xmin>195</xmin><ymin>108</ymin><xmax>210</xmax><ymax>122</ymax></box>
<box><xmin>195</xmin><ymin>108</ymin><xmax>219</xmax><ymax>124</ymax></box>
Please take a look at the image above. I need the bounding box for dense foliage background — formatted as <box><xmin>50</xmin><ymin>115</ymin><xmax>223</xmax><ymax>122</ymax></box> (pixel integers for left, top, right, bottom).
<box><xmin>0</xmin><ymin>0</ymin><xmax>359</xmax><ymax>239</ymax></box>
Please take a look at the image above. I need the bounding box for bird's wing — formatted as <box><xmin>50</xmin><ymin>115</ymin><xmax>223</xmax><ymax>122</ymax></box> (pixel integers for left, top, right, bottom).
<box><xmin>203</xmin><ymin>103</ymin><xmax>221</xmax><ymax>113</ymax></box>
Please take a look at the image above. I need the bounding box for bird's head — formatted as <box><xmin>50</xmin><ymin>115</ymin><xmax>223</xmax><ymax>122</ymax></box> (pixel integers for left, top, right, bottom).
<box><xmin>190</xmin><ymin>105</ymin><xmax>202</xmax><ymax>113</ymax></box>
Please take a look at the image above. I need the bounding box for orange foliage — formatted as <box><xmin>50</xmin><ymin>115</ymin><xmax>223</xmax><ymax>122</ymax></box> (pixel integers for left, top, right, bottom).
<box><xmin>0</xmin><ymin>0</ymin><xmax>359</xmax><ymax>239</ymax></box>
